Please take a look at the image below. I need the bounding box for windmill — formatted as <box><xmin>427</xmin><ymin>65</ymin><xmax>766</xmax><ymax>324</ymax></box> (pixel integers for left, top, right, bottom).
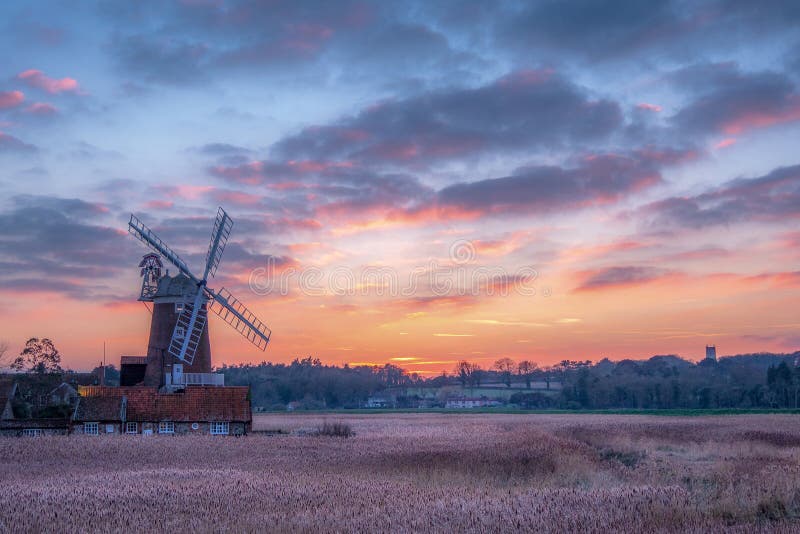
<box><xmin>128</xmin><ymin>207</ymin><xmax>271</xmax><ymax>387</ymax></box>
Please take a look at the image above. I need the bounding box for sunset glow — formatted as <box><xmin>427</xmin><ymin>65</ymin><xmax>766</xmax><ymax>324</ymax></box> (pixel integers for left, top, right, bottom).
<box><xmin>0</xmin><ymin>1</ymin><xmax>798</xmax><ymax>372</ymax></box>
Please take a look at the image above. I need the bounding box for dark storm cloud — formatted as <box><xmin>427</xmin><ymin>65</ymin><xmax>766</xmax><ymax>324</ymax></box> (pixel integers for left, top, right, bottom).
<box><xmin>0</xmin><ymin>195</ymin><xmax>137</xmax><ymax>298</ymax></box>
<box><xmin>639</xmin><ymin>163</ymin><xmax>800</xmax><ymax>229</ymax></box>
<box><xmin>576</xmin><ymin>266</ymin><xmax>671</xmax><ymax>292</ymax></box>
<box><xmin>273</xmin><ymin>70</ymin><xmax>622</xmax><ymax>166</ymax></box>
<box><xmin>670</xmin><ymin>63</ymin><xmax>800</xmax><ymax>137</ymax></box>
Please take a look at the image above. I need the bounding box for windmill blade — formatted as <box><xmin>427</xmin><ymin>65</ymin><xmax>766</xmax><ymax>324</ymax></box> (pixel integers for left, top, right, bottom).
<box><xmin>209</xmin><ymin>287</ymin><xmax>271</xmax><ymax>350</ymax></box>
<box><xmin>168</xmin><ymin>286</ymin><xmax>208</xmax><ymax>365</ymax></box>
<box><xmin>128</xmin><ymin>214</ymin><xmax>197</xmax><ymax>282</ymax></box>
<box><xmin>203</xmin><ymin>207</ymin><xmax>233</xmax><ymax>280</ymax></box>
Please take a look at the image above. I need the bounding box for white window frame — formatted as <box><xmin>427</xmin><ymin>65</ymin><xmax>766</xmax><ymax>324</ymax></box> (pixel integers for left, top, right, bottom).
<box><xmin>158</xmin><ymin>421</ymin><xmax>175</xmax><ymax>434</ymax></box>
<box><xmin>125</xmin><ymin>422</ymin><xmax>138</xmax><ymax>434</ymax></box>
<box><xmin>105</xmin><ymin>424</ymin><xmax>115</xmax><ymax>434</ymax></box>
<box><xmin>210</xmin><ymin>422</ymin><xmax>229</xmax><ymax>435</ymax></box>
<box><xmin>23</xmin><ymin>428</ymin><xmax>42</xmax><ymax>437</ymax></box>
<box><xmin>84</xmin><ymin>422</ymin><xmax>99</xmax><ymax>435</ymax></box>
<box><xmin>175</xmin><ymin>302</ymin><xmax>185</xmax><ymax>314</ymax></box>
<box><xmin>175</xmin><ymin>326</ymin><xmax>186</xmax><ymax>340</ymax></box>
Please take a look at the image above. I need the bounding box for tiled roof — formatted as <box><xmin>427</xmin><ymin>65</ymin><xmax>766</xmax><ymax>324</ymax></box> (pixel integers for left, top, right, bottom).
<box><xmin>74</xmin><ymin>396</ymin><xmax>124</xmax><ymax>422</ymax></box>
<box><xmin>77</xmin><ymin>385</ymin><xmax>250</xmax><ymax>422</ymax></box>
<box><xmin>127</xmin><ymin>386</ymin><xmax>251</xmax><ymax>422</ymax></box>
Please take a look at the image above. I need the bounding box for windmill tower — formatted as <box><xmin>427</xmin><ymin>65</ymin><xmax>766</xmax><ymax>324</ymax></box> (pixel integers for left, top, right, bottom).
<box><xmin>129</xmin><ymin>207</ymin><xmax>271</xmax><ymax>388</ymax></box>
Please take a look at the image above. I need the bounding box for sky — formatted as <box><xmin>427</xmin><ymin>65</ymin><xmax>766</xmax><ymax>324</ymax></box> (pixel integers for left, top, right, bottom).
<box><xmin>0</xmin><ymin>0</ymin><xmax>799</xmax><ymax>374</ymax></box>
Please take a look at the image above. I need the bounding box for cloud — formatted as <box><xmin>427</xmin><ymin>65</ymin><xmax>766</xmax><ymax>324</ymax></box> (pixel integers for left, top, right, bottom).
<box><xmin>0</xmin><ymin>132</ymin><xmax>37</xmax><ymax>154</ymax></box>
<box><xmin>272</xmin><ymin>70</ymin><xmax>622</xmax><ymax>167</ymax></box>
<box><xmin>493</xmin><ymin>0</ymin><xmax>800</xmax><ymax>62</ymax></box>
<box><xmin>0</xmin><ymin>195</ymin><xmax>135</xmax><ymax>298</ymax></box>
<box><xmin>434</xmin><ymin>152</ymin><xmax>665</xmax><ymax>217</ymax></box>
<box><xmin>23</xmin><ymin>102</ymin><xmax>58</xmax><ymax>116</ymax></box>
<box><xmin>639</xmin><ymin>163</ymin><xmax>800</xmax><ymax>229</ymax></box>
<box><xmin>575</xmin><ymin>265</ymin><xmax>672</xmax><ymax>291</ymax></box>
<box><xmin>671</xmin><ymin>63</ymin><xmax>800</xmax><ymax>137</ymax></box>
<box><xmin>16</xmin><ymin>69</ymin><xmax>80</xmax><ymax>94</ymax></box>
<box><xmin>0</xmin><ymin>90</ymin><xmax>24</xmax><ymax>109</ymax></box>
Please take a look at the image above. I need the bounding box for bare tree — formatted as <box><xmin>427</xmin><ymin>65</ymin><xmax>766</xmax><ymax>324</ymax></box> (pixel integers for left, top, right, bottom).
<box><xmin>494</xmin><ymin>358</ymin><xmax>515</xmax><ymax>388</ymax></box>
<box><xmin>11</xmin><ymin>338</ymin><xmax>62</xmax><ymax>374</ymax></box>
<box><xmin>0</xmin><ymin>340</ymin><xmax>10</xmax><ymax>369</ymax></box>
<box><xmin>517</xmin><ymin>360</ymin><xmax>538</xmax><ymax>389</ymax></box>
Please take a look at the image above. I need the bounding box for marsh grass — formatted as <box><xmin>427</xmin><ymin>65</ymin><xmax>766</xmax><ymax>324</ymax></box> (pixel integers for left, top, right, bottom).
<box><xmin>0</xmin><ymin>414</ymin><xmax>798</xmax><ymax>532</ymax></box>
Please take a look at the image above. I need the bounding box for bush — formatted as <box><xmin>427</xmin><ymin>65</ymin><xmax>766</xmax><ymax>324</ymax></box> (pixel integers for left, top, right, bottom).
<box><xmin>315</xmin><ymin>421</ymin><xmax>354</xmax><ymax>438</ymax></box>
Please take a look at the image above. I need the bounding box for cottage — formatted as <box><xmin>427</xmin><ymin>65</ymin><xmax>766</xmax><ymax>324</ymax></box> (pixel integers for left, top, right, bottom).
<box><xmin>73</xmin><ymin>395</ymin><xmax>126</xmax><ymax>435</ymax></box>
<box><xmin>78</xmin><ymin>385</ymin><xmax>251</xmax><ymax>436</ymax></box>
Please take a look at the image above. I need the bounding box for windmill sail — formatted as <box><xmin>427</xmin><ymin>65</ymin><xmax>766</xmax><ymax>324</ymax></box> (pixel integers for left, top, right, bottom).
<box><xmin>204</xmin><ymin>207</ymin><xmax>233</xmax><ymax>279</ymax></box>
<box><xmin>210</xmin><ymin>287</ymin><xmax>271</xmax><ymax>350</ymax></box>
<box><xmin>168</xmin><ymin>286</ymin><xmax>208</xmax><ymax>365</ymax></box>
<box><xmin>128</xmin><ymin>215</ymin><xmax>196</xmax><ymax>282</ymax></box>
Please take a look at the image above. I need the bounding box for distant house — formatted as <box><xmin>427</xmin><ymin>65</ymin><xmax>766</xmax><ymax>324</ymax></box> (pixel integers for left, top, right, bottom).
<box><xmin>0</xmin><ymin>377</ymin><xmax>71</xmax><ymax>436</ymax></box>
<box><xmin>78</xmin><ymin>386</ymin><xmax>251</xmax><ymax>436</ymax></box>
<box><xmin>445</xmin><ymin>397</ymin><xmax>502</xmax><ymax>409</ymax></box>
<box><xmin>49</xmin><ymin>383</ymin><xmax>79</xmax><ymax>405</ymax></box>
<box><xmin>365</xmin><ymin>396</ymin><xmax>390</xmax><ymax>408</ymax></box>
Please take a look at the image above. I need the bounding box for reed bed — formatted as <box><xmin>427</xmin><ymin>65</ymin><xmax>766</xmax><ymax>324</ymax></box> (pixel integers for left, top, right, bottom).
<box><xmin>0</xmin><ymin>414</ymin><xmax>798</xmax><ymax>532</ymax></box>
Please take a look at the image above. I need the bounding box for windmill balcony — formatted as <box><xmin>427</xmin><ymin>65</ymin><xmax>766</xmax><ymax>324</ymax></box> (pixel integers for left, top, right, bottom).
<box><xmin>180</xmin><ymin>373</ymin><xmax>225</xmax><ymax>386</ymax></box>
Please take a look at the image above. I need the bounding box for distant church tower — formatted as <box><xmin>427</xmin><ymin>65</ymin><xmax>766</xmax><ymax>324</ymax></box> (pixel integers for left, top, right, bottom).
<box><xmin>705</xmin><ymin>345</ymin><xmax>717</xmax><ymax>361</ymax></box>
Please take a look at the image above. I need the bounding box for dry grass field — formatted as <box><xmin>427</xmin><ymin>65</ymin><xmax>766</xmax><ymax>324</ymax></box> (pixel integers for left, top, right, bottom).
<box><xmin>1</xmin><ymin>414</ymin><xmax>800</xmax><ymax>532</ymax></box>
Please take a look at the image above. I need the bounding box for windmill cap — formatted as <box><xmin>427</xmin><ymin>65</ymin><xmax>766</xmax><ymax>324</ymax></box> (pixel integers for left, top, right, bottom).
<box><xmin>154</xmin><ymin>273</ymin><xmax>197</xmax><ymax>298</ymax></box>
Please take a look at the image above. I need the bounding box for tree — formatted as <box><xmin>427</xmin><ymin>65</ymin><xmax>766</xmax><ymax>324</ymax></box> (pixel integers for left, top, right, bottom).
<box><xmin>11</xmin><ymin>338</ymin><xmax>62</xmax><ymax>374</ymax></box>
<box><xmin>494</xmin><ymin>358</ymin><xmax>515</xmax><ymax>387</ymax></box>
<box><xmin>517</xmin><ymin>360</ymin><xmax>538</xmax><ymax>388</ymax></box>
<box><xmin>0</xmin><ymin>340</ymin><xmax>10</xmax><ymax>369</ymax></box>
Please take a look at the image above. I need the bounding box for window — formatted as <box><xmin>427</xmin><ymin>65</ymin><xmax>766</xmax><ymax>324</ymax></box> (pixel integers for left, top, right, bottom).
<box><xmin>175</xmin><ymin>302</ymin><xmax>184</xmax><ymax>313</ymax></box>
<box><xmin>125</xmin><ymin>422</ymin><xmax>138</xmax><ymax>434</ymax></box>
<box><xmin>210</xmin><ymin>422</ymin><xmax>229</xmax><ymax>435</ymax></box>
<box><xmin>22</xmin><ymin>429</ymin><xmax>42</xmax><ymax>437</ymax></box>
<box><xmin>175</xmin><ymin>326</ymin><xmax>185</xmax><ymax>339</ymax></box>
<box><xmin>159</xmin><ymin>421</ymin><xmax>175</xmax><ymax>434</ymax></box>
<box><xmin>84</xmin><ymin>422</ymin><xmax>99</xmax><ymax>435</ymax></box>
<box><xmin>191</xmin><ymin>422</ymin><xmax>199</xmax><ymax>430</ymax></box>
<box><xmin>105</xmin><ymin>424</ymin><xmax>115</xmax><ymax>433</ymax></box>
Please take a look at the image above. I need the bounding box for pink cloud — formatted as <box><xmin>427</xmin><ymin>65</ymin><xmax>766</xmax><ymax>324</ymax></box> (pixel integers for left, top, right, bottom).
<box><xmin>636</xmin><ymin>102</ymin><xmax>663</xmax><ymax>113</ymax></box>
<box><xmin>714</xmin><ymin>138</ymin><xmax>736</xmax><ymax>149</ymax></box>
<box><xmin>636</xmin><ymin>103</ymin><xmax>662</xmax><ymax>112</ymax></box>
<box><xmin>144</xmin><ymin>200</ymin><xmax>174</xmax><ymax>210</ymax></box>
<box><xmin>0</xmin><ymin>90</ymin><xmax>24</xmax><ymax>109</ymax></box>
<box><xmin>721</xmin><ymin>96</ymin><xmax>800</xmax><ymax>135</ymax></box>
<box><xmin>17</xmin><ymin>69</ymin><xmax>80</xmax><ymax>94</ymax></box>
<box><xmin>24</xmin><ymin>102</ymin><xmax>58</xmax><ymax>116</ymax></box>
